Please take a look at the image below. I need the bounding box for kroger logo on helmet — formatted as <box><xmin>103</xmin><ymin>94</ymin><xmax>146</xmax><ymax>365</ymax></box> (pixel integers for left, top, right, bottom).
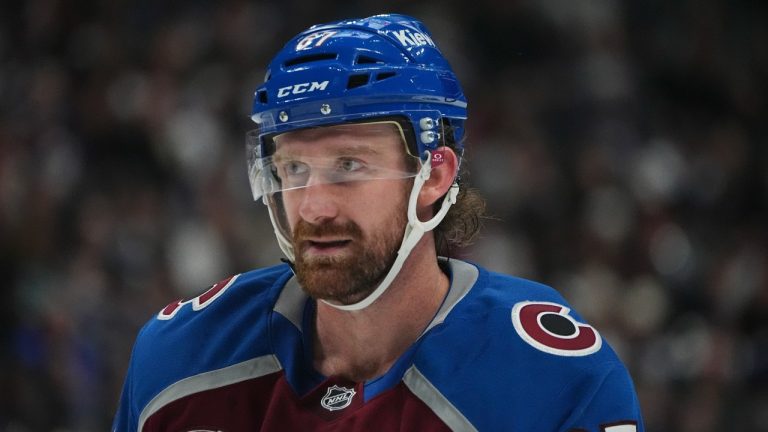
<box><xmin>388</xmin><ymin>29</ymin><xmax>436</xmax><ymax>48</ymax></box>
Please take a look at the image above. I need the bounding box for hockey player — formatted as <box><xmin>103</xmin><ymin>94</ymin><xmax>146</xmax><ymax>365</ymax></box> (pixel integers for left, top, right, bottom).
<box><xmin>113</xmin><ymin>14</ymin><xmax>644</xmax><ymax>431</ymax></box>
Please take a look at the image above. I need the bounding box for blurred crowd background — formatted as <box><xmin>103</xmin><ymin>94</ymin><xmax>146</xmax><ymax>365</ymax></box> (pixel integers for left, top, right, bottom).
<box><xmin>1</xmin><ymin>0</ymin><xmax>766</xmax><ymax>431</ymax></box>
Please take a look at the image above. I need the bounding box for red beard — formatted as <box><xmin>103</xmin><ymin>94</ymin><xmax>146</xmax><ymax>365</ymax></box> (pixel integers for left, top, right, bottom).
<box><xmin>292</xmin><ymin>216</ymin><xmax>405</xmax><ymax>305</ymax></box>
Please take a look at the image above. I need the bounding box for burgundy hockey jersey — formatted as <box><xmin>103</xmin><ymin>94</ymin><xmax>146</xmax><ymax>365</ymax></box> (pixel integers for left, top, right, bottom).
<box><xmin>113</xmin><ymin>259</ymin><xmax>644</xmax><ymax>431</ymax></box>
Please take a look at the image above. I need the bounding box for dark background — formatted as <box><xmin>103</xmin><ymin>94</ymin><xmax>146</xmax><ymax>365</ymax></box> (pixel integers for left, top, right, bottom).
<box><xmin>1</xmin><ymin>1</ymin><xmax>766</xmax><ymax>430</ymax></box>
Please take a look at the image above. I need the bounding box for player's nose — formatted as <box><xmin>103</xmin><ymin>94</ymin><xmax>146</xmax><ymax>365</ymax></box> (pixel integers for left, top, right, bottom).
<box><xmin>298</xmin><ymin>183</ymin><xmax>340</xmax><ymax>224</ymax></box>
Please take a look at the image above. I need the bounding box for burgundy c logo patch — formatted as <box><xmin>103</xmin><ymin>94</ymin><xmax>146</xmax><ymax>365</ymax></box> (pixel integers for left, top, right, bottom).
<box><xmin>511</xmin><ymin>301</ymin><xmax>602</xmax><ymax>356</ymax></box>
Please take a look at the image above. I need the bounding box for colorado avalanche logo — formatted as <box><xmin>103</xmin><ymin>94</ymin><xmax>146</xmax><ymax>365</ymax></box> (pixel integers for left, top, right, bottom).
<box><xmin>321</xmin><ymin>385</ymin><xmax>356</xmax><ymax>411</ymax></box>
<box><xmin>511</xmin><ymin>301</ymin><xmax>602</xmax><ymax>357</ymax></box>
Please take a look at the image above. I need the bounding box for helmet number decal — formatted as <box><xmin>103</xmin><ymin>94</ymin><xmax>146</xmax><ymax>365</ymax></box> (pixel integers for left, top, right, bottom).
<box><xmin>296</xmin><ymin>30</ymin><xmax>338</xmax><ymax>51</ymax></box>
<box><xmin>511</xmin><ymin>301</ymin><xmax>602</xmax><ymax>356</ymax></box>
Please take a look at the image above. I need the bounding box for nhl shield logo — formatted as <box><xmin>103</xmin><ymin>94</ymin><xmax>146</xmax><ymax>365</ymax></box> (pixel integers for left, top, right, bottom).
<box><xmin>320</xmin><ymin>385</ymin><xmax>356</xmax><ymax>411</ymax></box>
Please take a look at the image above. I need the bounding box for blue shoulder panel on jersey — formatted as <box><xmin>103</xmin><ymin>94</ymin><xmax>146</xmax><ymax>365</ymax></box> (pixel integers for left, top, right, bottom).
<box><xmin>412</xmin><ymin>264</ymin><xmax>642</xmax><ymax>431</ymax></box>
<box><xmin>119</xmin><ymin>263</ymin><xmax>294</xmax><ymax>428</ymax></box>
<box><xmin>556</xmin><ymin>362</ymin><xmax>645</xmax><ymax>431</ymax></box>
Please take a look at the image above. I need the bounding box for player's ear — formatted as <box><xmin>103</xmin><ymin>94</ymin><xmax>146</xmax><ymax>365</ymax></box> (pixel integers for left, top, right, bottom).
<box><xmin>417</xmin><ymin>147</ymin><xmax>459</xmax><ymax>209</ymax></box>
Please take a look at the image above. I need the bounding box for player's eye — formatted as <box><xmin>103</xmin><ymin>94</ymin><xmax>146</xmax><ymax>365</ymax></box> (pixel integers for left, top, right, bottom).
<box><xmin>283</xmin><ymin>160</ymin><xmax>309</xmax><ymax>176</ymax></box>
<box><xmin>274</xmin><ymin>160</ymin><xmax>310</xmax><ymax>188</ymax></box>
<box><xmin>337</xmin><ymin>158</ymin><xmax>364</xmax><ymax>173</ymax></box>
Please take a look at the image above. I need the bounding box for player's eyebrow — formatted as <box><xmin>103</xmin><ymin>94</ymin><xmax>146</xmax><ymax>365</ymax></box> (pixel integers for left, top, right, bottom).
<box><xmin>329</xmin><ymin>144</ymin><xmax>381</xmax><ymax>156</ymax></box>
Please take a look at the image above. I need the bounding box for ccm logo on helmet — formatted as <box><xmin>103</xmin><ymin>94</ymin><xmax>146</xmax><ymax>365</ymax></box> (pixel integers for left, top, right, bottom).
<box><xmin>511</xmin><ymin>301</ymin><xmax>602</xmax><ymax>357</ymax></box>
<box><xmin>277</xmin><ymin>81</ymin><xmax>330</xmax><ymax>98</ymax></box>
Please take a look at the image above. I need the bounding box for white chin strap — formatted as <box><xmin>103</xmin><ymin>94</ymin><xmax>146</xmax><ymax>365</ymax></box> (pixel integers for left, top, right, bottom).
<box><xmin>268</xmin><ymin>152</ymin><xmax>458</xmax><ymax>311</ymax></box>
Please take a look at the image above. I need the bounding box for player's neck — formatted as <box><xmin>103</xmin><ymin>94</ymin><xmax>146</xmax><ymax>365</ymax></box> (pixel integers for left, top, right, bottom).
<box><xmin>312</xmin><ymin>236</ymin><xmax>449</xmax><ymax>382</ymax></box>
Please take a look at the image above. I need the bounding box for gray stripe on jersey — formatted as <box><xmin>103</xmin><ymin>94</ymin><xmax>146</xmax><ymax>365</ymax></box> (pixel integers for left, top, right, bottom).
<box><xmin>425</xmin><ymin>258</ymin><xmax>479</xmax><ymax>333</ymax></box>
<box><xmin>137</xmin><ymin>354</ymin><xmax>282</xmax><ymax>431</ymax></box>
<box><xmin>403</xmin><ymin>365</ymin><xmax>478</xmax><ymax>432</ymax></box>
<box><xmin>273</xmin><ymin>276</ymin><xmax>305</xmax><ymax>329</ymax></box>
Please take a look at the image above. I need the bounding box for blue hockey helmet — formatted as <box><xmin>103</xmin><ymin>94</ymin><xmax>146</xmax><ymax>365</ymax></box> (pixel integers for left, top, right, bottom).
<box><xmin>249</xmin><ymin>13</ymin><xmax>467</xmax><ymax>184</ymax></box>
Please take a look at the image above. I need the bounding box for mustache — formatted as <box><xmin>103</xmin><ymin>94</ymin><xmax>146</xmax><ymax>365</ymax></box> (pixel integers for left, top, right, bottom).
<box><xmin>293</xmin><ymin>219</ymin><xmax>363</xmax><ymax>241</ymax></box>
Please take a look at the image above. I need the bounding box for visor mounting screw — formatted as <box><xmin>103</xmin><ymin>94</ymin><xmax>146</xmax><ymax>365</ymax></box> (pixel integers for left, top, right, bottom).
<box><xmin>419</xmin><ymin>117</ymin><xmax>435</xmax><ymax>130</ymax></box>
<box><xmin>420</xmin><ymin>131</ymin><xmax>439</xmax><ymax>145</ymax></box>
<box><xmin>320</xmin><ymin>104</ymin><xmax>331</xmax><ymax>115</ymax></box>
<box><xmin>279</xmin><ymin>111</ymin><xmax>289</xmax><ymax>122</ymax></box>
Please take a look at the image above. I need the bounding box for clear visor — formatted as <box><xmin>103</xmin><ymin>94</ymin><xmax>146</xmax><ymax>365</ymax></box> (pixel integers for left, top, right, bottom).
<box><xmin>246</xmin><ymin>120</ymin><xmax>424</xmax><ymax>201</ymax></box>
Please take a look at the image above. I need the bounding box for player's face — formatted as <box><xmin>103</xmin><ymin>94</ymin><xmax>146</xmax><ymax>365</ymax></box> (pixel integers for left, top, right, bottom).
<box><xmin>274</xmin><ymin>123</ymin><xmax>414</xmax><ymax>304</ymax></box>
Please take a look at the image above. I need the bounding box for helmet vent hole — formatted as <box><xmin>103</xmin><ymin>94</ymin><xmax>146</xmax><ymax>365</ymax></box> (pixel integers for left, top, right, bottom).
<box><xmin>375</xmin><ymin>71</ymin><xmax>397</xmax><ymax>81</ymax></box>
<box><xmin>346</xmin><ymin>74</ymin><xmax>370</xmax><ymax>90</ymax></box>
<box><xmin>283</xmin><ymin>53</ymin><xmax>337</xmax><ymax>68</ymax></box>
<box><xmin>356</xmin><ymin>55</ymin><xmax>383</xmax><ymax>65</ymax></box>
<box><xmin>257</xmin><ymin>90</ymin><xmax>268</xmax><ymax>104</ymax></box>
